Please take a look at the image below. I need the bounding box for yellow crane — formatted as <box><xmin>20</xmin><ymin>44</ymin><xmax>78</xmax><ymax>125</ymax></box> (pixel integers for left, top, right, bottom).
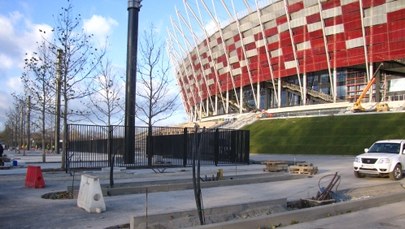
<box><xmin>352</xmin><ymin>64</ymin><xmax>389</xmax><ymax>112</ymax></box>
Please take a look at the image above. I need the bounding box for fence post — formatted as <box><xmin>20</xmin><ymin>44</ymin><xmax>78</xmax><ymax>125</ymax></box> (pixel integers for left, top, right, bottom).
<box><xmin>214</xmin><ymin>129</ymin><xmax>219</xmax><ymax>166</ymax></box>
<box><xmin>65</xmin><ymin>124</ymin><xmax>69</xmax><ymax>173</ymax></box>
<box><xmin>108</xmin><ymin>126</ymin><xmax>112</xmax><ymax>166</ymax></box>
<box><xmin>147</xmin><ymin>126</ymin><xmax>153</xmax><ymax>167</ymax></box>
<box><xmin>244</xmin><ymin>130</ymin><xmax>250</xmax><ymax>163</ymax></box>
<box><xmin>183</xmin><ymin>127</ymin><xmax>188</xmax><ymax>167</ymax></box>
<box><xmin>108</xmin><ymin>125</ymin><xmax>114</xmax><ymax>187</ymax></box>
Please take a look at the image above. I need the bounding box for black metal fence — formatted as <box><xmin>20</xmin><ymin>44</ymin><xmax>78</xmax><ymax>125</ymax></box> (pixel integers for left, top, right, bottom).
<box><xmin>66</xmin><ymin>124</ymin><xmax>249</xmax><ymax>171</ymax></box>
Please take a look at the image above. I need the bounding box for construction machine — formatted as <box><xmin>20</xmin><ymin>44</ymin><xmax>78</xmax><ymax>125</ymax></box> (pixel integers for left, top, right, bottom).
<box><xmin>352</xmin><ymin>64</ymin><xmax>389</xmax><ymax>112</ymax></box>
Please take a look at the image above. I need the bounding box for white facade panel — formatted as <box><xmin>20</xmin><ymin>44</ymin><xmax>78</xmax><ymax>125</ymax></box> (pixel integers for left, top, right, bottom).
<box><xmin>297</xmin><ymin>40</ymin><xmax>311</xmax><ymax>51</ymax></box>
<box><xmin>271</xmin><ymin>48</ymin><xmax>283</xmax><ymax>57</ymax></box>
<box><xmin>364</xmin><ymin>15</ymin><xmax>387</xmax><ymax>27</ymax></box>
<box><xmin>346</xmin><ymin>37</ymin><xmax>364</xmax><ymax>49</ymax></box>
<box><xmin>387</xmin><ymin>1</ymin><xmax>405</xmax><ymax>13</ymax></box>
<box><xmin>308</xmin><ymin>21</ymin><xmax>322</xmax><ymax>32</ymax></box>
<box><xmin>364</xmin><ymin>4</ymin><xmax>387</xmax><ymax>17</ymax></box>
<box><xmin>232</xmin><ymin>68</ymin><xmax>242</xmax><ymax>75</ymax></box>
<box><xmin>229</xmin><ymin>55</ymin><xmax>239</xmax><ymax>64</ymax></box>
<box><xmin>285</xmin><ymin>60</ymin><xmax>297</xmax><ymax>69</ymax></box>
<box><xmin>243</xmin><ymin>35</ymin><xmax>255</xmax><ymax>44</ymax></box>
<box><xmin>304</xmin><ymin>5</ymin><xmax>319</xmax><ymax>17</ymax></box>
<box><xmin>267</xmin><ymin>34</ymin><xmax>280</xmax><ymax>43</ymax></box>
<box><xmin>246</xmin><ymin>49</ymin><xmax>258</xmax><ymax>58</ymax></box>
<box><xmin>321</xmin><ymin>7</ymin><xmax>342</xmax><ymax>19</ymax></box>
<box><xmin>277</xmin><ymin>22</ymin><xmax>289</xmax><ymax>33</ymax></box>
<box><xmin>303</xmin><ymin>0</ymin><xmax>318</xmax><ymax>7</ymax></box>
<box><xmin>341</xmin><ymin>0</ymin><xmax>357</xmax><ymax>5</ymax></box>
<box><xmin>290</xmin><ymin>17</ymin><xmax>307</xmax><ymax>28</ymax></box>
<box><xmin>324</xmin><ymin>24</ymin><xmax>344</xmax><ymax>36</ymax></box>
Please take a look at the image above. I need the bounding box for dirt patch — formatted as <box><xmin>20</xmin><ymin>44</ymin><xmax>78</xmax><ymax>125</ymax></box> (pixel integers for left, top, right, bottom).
<box><xmin>41</xmin><ymin>191</ymin><xmax>73</xmax><ymax>199</ymax></box>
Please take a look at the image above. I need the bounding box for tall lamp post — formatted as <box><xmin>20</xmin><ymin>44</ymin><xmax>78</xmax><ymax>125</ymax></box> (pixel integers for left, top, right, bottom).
<box><xmin>124</xmin><ymin>0</ymin><xmax>142</xmax><ymax>163</ymax></box>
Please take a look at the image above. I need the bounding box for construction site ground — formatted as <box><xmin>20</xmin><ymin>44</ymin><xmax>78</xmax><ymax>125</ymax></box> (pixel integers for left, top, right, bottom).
<box><xmin>1</xmin><ymin>150</ymin><xmax>405</xmax><ymax>229</ymax></box>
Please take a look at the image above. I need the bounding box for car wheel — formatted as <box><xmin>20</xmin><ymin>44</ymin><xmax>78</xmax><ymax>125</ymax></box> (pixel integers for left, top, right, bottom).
<box><xmin>354</xmin><ymin>171</ymin><xmax>365</xmax><ymax>178</ymax></box>
<box><xmin>389</xmin><ymin>164</ymin><xmax>402</xmax><ymax>180</ymax></box>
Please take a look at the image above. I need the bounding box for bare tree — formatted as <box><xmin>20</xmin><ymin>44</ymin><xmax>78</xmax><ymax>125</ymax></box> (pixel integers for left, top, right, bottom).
<box><xmin>5</xmin><ymin>96</ymin><xmax>28</xmax><ymax>153</ymax></box>
<box><xmin>22</xmin><ymin>40</ymin><xmax>56</xmax><ymax>162</ymax></box>
<box><xmin>136</xmin><ymin>25</ymin><xmax>180</xmax><ymax>166</ymax></box>
<box><xmin>136</xmin><ymin>26</ymin><xmax>179</xmax><ymax>127</ymax></box>
<box><xmin>87</xmin><ymin>58</ymin><xmax>124</xmax><ymax>126</ymax></box>
<box><xmin>30</xmin><ymin>1</ymin><xmax>105</xmax><ymax>168</ymax></box>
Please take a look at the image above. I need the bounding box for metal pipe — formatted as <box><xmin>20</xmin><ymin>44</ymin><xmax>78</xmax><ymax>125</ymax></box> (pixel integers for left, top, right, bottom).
<box><xmin>124</xmin><ymin>0</ymin><xmax>141</xmax><ymax>164</ymax></box>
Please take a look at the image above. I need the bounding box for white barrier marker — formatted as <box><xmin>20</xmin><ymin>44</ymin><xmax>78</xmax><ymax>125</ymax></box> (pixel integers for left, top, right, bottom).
<box><xmin>77</xmin><ymin>174</ymin><xmax>106</xmax><ymax>213</ymax></box>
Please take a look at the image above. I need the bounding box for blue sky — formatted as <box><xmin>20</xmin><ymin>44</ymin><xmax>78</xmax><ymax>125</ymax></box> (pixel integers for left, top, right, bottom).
<box><xmin>0</xmin><ymin>0</ymin><xmax>188</xmax><ymax>128</ymax></box>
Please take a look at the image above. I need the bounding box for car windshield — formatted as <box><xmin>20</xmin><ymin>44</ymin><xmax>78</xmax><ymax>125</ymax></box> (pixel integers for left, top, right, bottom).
<box><xmin>368</xmin><ymin>143</ymin><xmax>400</xmax><ymax>154</ymax></box>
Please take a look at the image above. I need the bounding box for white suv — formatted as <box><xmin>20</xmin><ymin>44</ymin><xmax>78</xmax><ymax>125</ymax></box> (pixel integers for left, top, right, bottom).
<box><xmin>353</xmin><ymin>139</ymin><xmax>405</xmax><ymax>180</ymax></box>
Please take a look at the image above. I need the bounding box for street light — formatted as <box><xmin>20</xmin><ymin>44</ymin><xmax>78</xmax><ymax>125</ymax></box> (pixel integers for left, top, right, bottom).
<box><xmin>124</xmin><ymin>0</ymin><xmax>142</xmax><ymax>163</ymax></box>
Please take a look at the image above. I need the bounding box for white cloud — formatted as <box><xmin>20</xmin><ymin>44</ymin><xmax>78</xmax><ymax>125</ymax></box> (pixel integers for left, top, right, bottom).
<box><xmin>0</xmin><ymin>12</ymin><xmax>53</xmax><ymax>69</ymax></box>
<box><xmin>83</xmin><ymin>15</ymin><xmax>118</xmax><ymax>46</ymax></box>
<box><xmin>0</xmin><ymin>11</ymin><xmax>53</xmax><ymax>129</ymax></box>
<box><xmin>6</xmin><ymin>76</ymin><xmax>23</xmax><ymax>93</ymax></box>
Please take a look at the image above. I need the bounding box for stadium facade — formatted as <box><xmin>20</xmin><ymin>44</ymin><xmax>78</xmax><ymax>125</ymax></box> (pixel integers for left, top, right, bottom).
<box><xmin>167</xmin><ymin>0</ymin><xmax>405</xmax><ymax>121</ymax></box>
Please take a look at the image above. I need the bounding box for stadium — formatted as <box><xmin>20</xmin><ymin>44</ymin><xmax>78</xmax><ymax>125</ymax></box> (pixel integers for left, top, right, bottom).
<box><xmin>167</xmin><ymin>0</ymin><xmax>405</xmax><ymax>121</ymax></box>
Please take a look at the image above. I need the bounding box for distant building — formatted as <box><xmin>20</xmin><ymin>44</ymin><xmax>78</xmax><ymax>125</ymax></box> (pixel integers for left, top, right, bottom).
<box><xmin>168</xmin><ymin>0</ymin><xmax>405</xmax><ymax>121</ymax></box>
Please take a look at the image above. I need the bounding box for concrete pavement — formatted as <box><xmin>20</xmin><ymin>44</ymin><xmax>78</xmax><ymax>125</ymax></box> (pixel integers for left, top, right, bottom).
<box><xmin>0</xmin><ymin>150</ymin><xmax>404</xmax><ymax>229</ymax></box>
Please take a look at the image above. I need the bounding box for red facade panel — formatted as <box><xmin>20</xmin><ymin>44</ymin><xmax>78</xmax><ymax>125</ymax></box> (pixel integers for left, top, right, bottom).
<box><xmin>249</xmin><ymin>55</ymin><xmax>258</xmax><ymax>63</ymax></box>
<box><xmin>293</xmin><ymin>33</ymin><xmax>306</xmax><ymax>43</ymax></box>
<box><xmin>227</xmin><ymin>44</ymin><xmax>236</xmax><ymax>53</ymax></box>
<box><xmin>321</xmin><ymin>0</ymin><xmax>341</xmax><ymax>10</ymax></box>
<box><xmin>276</xmin><ymin>16</ymin><xmax>288</xmax><ymax>25</ymax></box>
<box><xmin>343</xmin><ymin>19</ymin><xmax>362</xmax><ymax>31</ymax></box>
<box><xmin>216</xmin><ymin>37</ymin><xmax>223</xmax><ymax>44</ymax></box>
<box><xmin>390</xmin><ymin>40</ymin><xmax>405</xmax><ymax>51</ymax></box>
<box><xmin>245</xmin><ymin>42</ymin><xmax>256</xmax><ymax>51</ymax></box>
<box><xmin>267</xmin><ymin>42</ymin><xmax>280</xmax><ymax>51</ymax></box>
<box><xmin>388</xmin><ymin>29</ymin><xmax>405</xmax><ymax>43</ymax></box>
<box><xmin>342</xmin><ymin>10</ymin><xmax>361</xmax><ymax>23</ymax></box>
<box><xmin>292</xmin><ymin>26</ymin><xmax>308</xmax><ymax>36</ymax></box>
<box><xmin>308</xmin><ymin>30</ymin><xmax>323</xmax><ymax>39</ymax></box>
<box><xmin>254</xmin><ymin>32</ymin><xmax>263</xmax><ymax>40</ymax></box>
<box><xmin>327</xmin><ymin>33</ymin><xmax>346</xmax><ymax>43</ymax></box>
<box><xmin>313</xmin><ymin>54</ymin><xmax>327</xmax><ymax>63</ymax></box>
<box><xmin>342</xmin><ymin>2</ymin><xmax>360</xmax><ymax>13</ymax></box>
<box><xmin>327</xmin><ymin>41</ymin><xmax>346</xmax><ymax>51</ymax></box>
<box><xmin>324</xmin><ymin>16</ymin><xmax>343</xmax><ymax>27</ymax></box>
<box><xmin>388</xmin><ymin>9</ymin><xmax>405</xmax><ymax>22</ymax></box>
<box><xmin>264</xmin><ymin>27</ymin><xmax>278</xmax><ymax>37</ymax></box>
<box><xmin>288</xmin><ymin>2</ymin><xmax>304</xmax><ymax>13</ymax></box>
<box><xmin>365</xmin><ymin>24</ymin><xmax>387</xmax><ymax>35</ymax></box>
<box><xmin>233</xmin><ymin>34</ymin><xmax>241</xmax><ymax>42</ymax></box>
<box><xmin>390</xmin><ymin>49</ymin><xmax>405</xmax><ymax>59</ymax></box>
<box><xmin>311</xmin><ymin>37</ymin><xmax>325</xmax><ymax>48</ymax></box>
<box><xmin>362</xmin><ymin>0</ymin><xmax>385</xmax><ymax>8</ymax></box>
<box><xmin>284</xmin><ymin>68</ymin><xmax>297</xmax><ymax>76</ymax></box>
<box><xmin>345</xmin><ymin>29</ymin><xmax>362</xmax><ymax>40</ymax></box>
<box><xmin>370</xmin><ymin>42</ymin><xmax>388</xmax><ymax>53</ymax></box>
<box><xmin>366</xmin><ymin>33</ymin><xmax>388</xmax><ymax>45</ymax></box>
<box><xmin>279</xmin><ymin>31</ymin><xmax>290</xmax><ymax>40</ymax></box>
<box><xmin>306</xmin><ymin>13</ymin><xmax>321</xmax><ymax>24</ymax></box>
<box><xmin>347</xmin><ymin>46</ymin><xmax>364</xmax><ymax>57</ymax></box>
<box><xmin>388</xmin><ymin>19</ymin><xmax>405</xmax><ymax>32</ymax></box>
<box><xmin>283</xmin><ymin>52</ymin><xmax>294</xmax><ymax>61</ymax></box>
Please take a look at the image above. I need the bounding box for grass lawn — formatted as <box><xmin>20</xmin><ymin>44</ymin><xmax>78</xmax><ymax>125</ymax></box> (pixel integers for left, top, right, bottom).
<box><xmin>244</xmin><ymin>112</ymin><xmax>405</xmax><ymax>155</ymax></box>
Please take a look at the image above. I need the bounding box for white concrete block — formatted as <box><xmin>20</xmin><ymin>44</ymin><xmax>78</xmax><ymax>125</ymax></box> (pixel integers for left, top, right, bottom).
<box><xmin>77</xmin><ymin>174</ymin><xmax>106</xmax><ymax>213</ymax></box>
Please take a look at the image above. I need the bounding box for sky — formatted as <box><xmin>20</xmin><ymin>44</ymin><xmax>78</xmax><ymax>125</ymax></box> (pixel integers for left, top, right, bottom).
<box><xmin>0</xmin><ymin>0</ymin><xmax>190</xmax><ymax>129</ymax></box>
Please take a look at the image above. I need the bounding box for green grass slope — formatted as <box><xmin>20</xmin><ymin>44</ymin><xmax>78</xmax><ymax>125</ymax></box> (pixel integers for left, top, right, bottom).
<box><xmin>244</xmin><ymin>112</ymin><xmax>405</xmax><ymax>155</ymax></box>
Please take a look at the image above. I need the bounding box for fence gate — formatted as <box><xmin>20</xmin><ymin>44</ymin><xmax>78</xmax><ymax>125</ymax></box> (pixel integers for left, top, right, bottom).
<box><xmin>66</xmin><ymin>124</ymin><xmax>249</xmax><ymax>171</ymax></box>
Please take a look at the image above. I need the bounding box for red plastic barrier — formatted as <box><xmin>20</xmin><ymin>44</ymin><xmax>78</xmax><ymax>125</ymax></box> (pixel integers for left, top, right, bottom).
<box><xmin>25</xmin><ymin>166</ymin><xmax>45</xmax><ymax>188</ymax></box>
